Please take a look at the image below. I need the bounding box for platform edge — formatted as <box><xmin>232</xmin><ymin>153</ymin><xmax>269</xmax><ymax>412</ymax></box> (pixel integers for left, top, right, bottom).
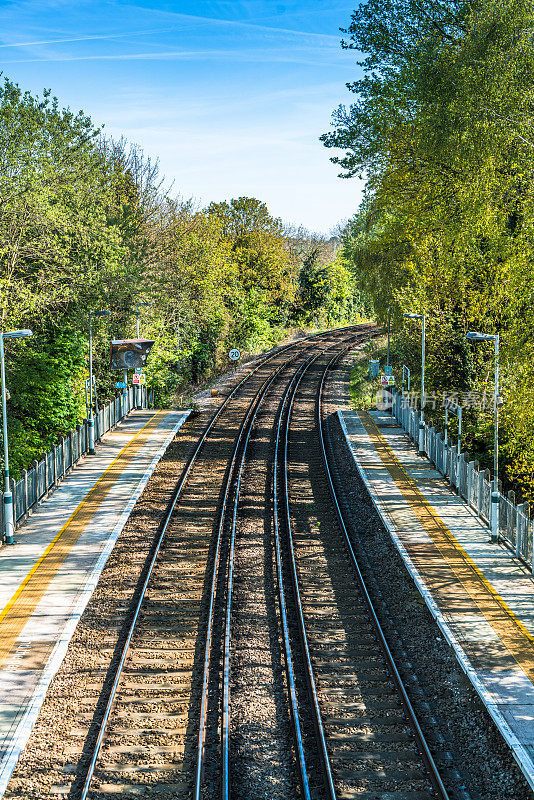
<box><xmin>0</xmin><ymin>410</ymin><xmax>191</xmax><ymax>798</ymax></box>
<box><xmin>337</xmin><ymin>409</ymin><xmax>534</xmax><ymax>793</ymax></box>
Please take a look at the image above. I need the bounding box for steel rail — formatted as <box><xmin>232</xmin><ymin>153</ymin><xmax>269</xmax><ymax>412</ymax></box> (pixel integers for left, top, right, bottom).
<box><xmin>220</xmin><ymin>332</ymin><xmax>365</xmax><ymax>799</ymax></box>
<box><xmin>273</xmin><ymin>331</ymin><xmax>383</xmax><ymax>800</ymax></box>
<box><xmin>214</xmin><ymin>350</ymin><xmax>304</xmax><ymax>799</ymax></box>
<box><xmin>280</xmin><ymin>348</ymin><xmax>340</xmax><ymax>800</ymax></box>
<box><xmin>197</xmin><ymin>330</ymin><xmax>363</xmax><ymax>798</ymax></box>
<box><xmin>220</xmin><ymin>331</ymin><xmax>369</xmax><ymax>798</ymax></box>
<box><xmin>317</xmin><ymin>347</ymin><xmax>451</xmax><ymax>800</ymax></box>
<box><xmin>272</xmin><ymin>351</ymin><xmax>330</xmax><ymax>800</ymax></box>
<box><xmin>78</xmin><ymin>327</ymin><xmax>356</xmax><ymax>800</ymax></box>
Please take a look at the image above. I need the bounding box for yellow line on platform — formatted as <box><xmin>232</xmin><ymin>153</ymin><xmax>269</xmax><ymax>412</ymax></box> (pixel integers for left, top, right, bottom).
<box><xmin>0</xmin><ymin>411</ymin><xmax>165</xmax><ymax>668</ymax></box>
<box><xmin>358</xmin><ymin>409</ymin><xmax>534</xmax><ymax>683</ymax></box>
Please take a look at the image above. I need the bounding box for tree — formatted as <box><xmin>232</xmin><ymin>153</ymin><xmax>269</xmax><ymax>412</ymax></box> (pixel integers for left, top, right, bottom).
<box><xmin>323</xmin><ymin>0</ymin><xmax>534</xmax><ymax>494</ymax></box>
<box><xmin>206</xmin><ymin>197</ymin><xmax>295</xmax><ymax>310</ymax></box>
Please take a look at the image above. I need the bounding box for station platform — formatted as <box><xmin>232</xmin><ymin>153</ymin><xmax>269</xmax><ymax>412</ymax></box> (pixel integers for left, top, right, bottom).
<box><xmin>340</xmin><ymin>407</ymin><xmax>534</xmax><ymax>791</ymax></box>
<box><xmin>0</xmin><ymin>408</ymin><xmax>189</xmax><ymax>796</ymax></box>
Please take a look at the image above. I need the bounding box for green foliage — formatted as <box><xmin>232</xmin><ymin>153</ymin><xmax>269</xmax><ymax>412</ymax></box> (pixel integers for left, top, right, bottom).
<box><xmin>5</xmin><ymin>322</ymin><xmax>85</xmax><ymax>475</ymax></box>
<box><xmin>0</xmin><ymin>77</ymin><xmax>366</xmax><ymax>473</ymax></box>
<box><xmin>324</xmin><ymin>0</ymin><xmax>534</xmax><ymax>496</ymax></box>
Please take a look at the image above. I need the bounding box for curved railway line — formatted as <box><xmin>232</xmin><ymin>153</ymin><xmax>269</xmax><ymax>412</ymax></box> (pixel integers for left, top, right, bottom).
<box><xmin>7</xmin><ymin>325</ymin><xmax>464</xmax><ymax>800</ymax></box>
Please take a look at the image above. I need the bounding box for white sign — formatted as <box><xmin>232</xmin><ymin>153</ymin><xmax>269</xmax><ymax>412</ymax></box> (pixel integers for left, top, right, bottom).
<box><xmin>132</xmin><ymin>373</ymin><xmax>146</xmax><ymax>385</ymax></box>
<box><xmin>380</xmin><ymin>375</ymin><xmax>395</xmax><ymax>386</ymax></box>
<box><xmin>229</xmin><ymin>349</ymin><xmax>241</xmax><ymax>361</ymax></box>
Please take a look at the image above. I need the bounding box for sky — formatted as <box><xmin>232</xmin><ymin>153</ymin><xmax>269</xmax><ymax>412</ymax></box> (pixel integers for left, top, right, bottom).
<box><xmin>0</xmin><ymin>0</ymin><xmax>365</xmax><ymax>234</ymax></box>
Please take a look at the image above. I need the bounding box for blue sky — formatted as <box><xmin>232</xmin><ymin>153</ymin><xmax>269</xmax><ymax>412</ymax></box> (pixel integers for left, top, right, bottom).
<box><xmin>0</xmin><ymin>1</ymin><xmax>364</xmax><ymax>233</ymax></box>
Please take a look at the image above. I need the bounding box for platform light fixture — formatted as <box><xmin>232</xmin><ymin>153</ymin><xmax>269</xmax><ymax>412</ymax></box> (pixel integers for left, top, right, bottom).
<box><xmin>88</xmin><ymin>310</ymin><xmax>111</xmax><ymax>455</ymax></box>
<box><xmin>403</xmin><ymin>313</ymin><xmax>426</xmax><ymax>455</ymax></box>
<box><xmin>1</xmin><ymin>329</ymin><xmax>33</xmax><ymax>544</ymax></box>
<box><xmin>466</xmin><ymin>331</ymin><xmax>500</xmax><ymax>542</ymax></box>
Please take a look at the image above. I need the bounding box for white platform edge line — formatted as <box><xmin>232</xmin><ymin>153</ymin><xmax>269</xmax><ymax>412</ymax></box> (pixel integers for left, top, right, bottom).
<box><xmin>337</xmin><ymin>409</ymin><xmax>534</xmax><ymax>792</ymax></box>
<box><xmin>0</xmin><ymin>410</ymin><xmax>191</xmax><ymax>798</ymax></box>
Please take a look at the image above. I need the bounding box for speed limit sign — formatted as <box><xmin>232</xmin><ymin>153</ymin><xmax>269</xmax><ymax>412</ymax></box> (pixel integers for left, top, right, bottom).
<box><xmin>229</xmin><ymin>348</ymin><xmax>241</xmax><ymax>361</ymax></box>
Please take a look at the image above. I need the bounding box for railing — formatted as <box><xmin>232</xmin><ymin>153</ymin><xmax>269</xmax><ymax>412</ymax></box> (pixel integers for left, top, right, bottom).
<box><xmin>390</xmin><ymin>389</ymin><xmax>534</xmax><ymax>570</ymax></box>
<box><xmin>1</xmin><ymin>385</ymin><xmax>154</xmax><ymax>536</ymax></box>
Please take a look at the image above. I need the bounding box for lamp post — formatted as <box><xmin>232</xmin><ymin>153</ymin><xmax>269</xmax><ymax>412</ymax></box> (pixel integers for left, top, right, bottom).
<box><xmin>135</xmin><ymin>302</ymin><xmax>152</xmax><ymax>339</ymax></box>
<box><xmin>404</xmin><ymin>313</ymin><xmax>426</xmax><ymax>455</ymax></box>
<box><xmin>1</xmin><ymin>329</ymin><xmax>33</xmax><ymax>544</ymax></box>
<box><xmin>466</xmin><ymin>331</ymin><xmax>500</xmax><ymax>542</ymax></box>
<box><xmin>88</xmin><ymin>310</ymin><xmax>110</xmax><ymax>455</ymax></box>
<box><xmin>387</xmin><ymin>307</ymin><xmax>391</xmax><ymax>370</ymax></box>
<box><xmin>135</xmin><ymin>302</ymin><xmax>152</xmax><ymax>409</ymax></box>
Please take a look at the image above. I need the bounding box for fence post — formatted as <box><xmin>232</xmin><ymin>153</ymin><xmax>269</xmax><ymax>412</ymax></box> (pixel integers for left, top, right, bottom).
<box><xmin>31</xmin><ymin>460</ymin><xmax>38</xmax><ymax>507</ymax></box>
<box><xmin>22</xmin><ymin>469</ymin><xmax>28</xmax><ymax>521</ymax></box>
<box><xmin>42</xmin><ymin>452</ymin><xmax>48</xmax><ymax>495</ymax></box>
<box><xmin>517</xmin><ymin>501</ymin><xmax>527</xmax><ymax>559</ymax></box>
<box><xmin>467</xmin><ymin>460</ymin><xmax>476</xmax><ymax>507</ymax></box>
<box><xmin>10</xmin><ymin>478</ymin><xmax>16</xmax><ymax>528</ymax></box>
<box><xmin>506</xmin><ymin>490</ymin><xmax>515</xmax><ymax>552</ymax></box>
<box><xmin>52</xmin><ymin>445</ymin><xmax>58</xmax><ymax>488</ymax></box>
<box><xmin>484</xmin><ymin>469</ymin><xmax>492</xmax><ymax>524</ymax></box>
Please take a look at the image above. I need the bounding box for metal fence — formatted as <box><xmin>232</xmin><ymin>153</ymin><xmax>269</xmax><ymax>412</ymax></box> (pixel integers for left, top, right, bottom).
<box><xmin>1</xmin><ymin>385</ymin><xmax>154</xmax><ymax>535</ymax></box>
<box><xmin>390</xmin><ymin>389</ymin><xmax>534</xmax><ymax>570</ymax></box>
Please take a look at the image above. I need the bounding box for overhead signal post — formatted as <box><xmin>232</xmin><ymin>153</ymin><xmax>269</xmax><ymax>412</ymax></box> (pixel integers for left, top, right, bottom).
<box><xmin>404</xmin><ymin>312</ymin><xmax>426</xmax><ymax>455</ymax></box>
<box><xmin>466</xmin><ymin>331</ymin><xmax>501</xmax><ymax>542</ymax></box>
<box><xmin>1</xmin><ymin>329</ymin><xmax>33</xmax><ymax>544</ymax></box>
<box><xmin>110</xmin><ymin>338</ymin><xmax>155</xmax><ymax>412</ymax></box>
<box><xmin>89</xmin><ymin>310</ymin><xmax>111</xmax><ymax>456</ymax></box>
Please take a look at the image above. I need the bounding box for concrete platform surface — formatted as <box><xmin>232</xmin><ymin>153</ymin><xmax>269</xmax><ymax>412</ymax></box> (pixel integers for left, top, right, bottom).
<box><xmin>0</xmin><ymin>408</ymin><xmax>189</xmax><ymax>796</ymax></box>
<box><xmin>340</xmin><ymin>408</ymin><xmax>534</xmax><ymax>791</ymax></box>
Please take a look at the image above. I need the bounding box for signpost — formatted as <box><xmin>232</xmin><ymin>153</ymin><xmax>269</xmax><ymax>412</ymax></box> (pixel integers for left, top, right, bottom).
<box><xmin>229</xmin><ymin>348</ymin><xmax>241</xmax><ymax>373</ymax></box>
<box><xmin>132</xmin><ymin>373</ymin><xmax>146</xmax><ymax>385</ymax></box>
<box><xmin>111</xmin><ymin>339</ymin><xmax>154</xmax><ymax>410</ymax></box>
<box><xmin>380</xmin><ymin>375</ymin><xmax>395</xmax><ymax>387</ymax></box>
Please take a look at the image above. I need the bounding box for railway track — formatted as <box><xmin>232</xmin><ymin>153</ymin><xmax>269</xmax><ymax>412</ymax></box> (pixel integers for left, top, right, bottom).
<box><xmin>15</xmin><ymin>324</ymin><xmax>456</xmax><ymax>800</ymax></box>
<box><xmin>72</xmin><ymin>327</ymin><xmax>367</xmax><ymax>799</ymax></box>
<box><xmin>277</xmin><ymin>342</ymin><xmax>450</xmax><ymax>799</ymax></box>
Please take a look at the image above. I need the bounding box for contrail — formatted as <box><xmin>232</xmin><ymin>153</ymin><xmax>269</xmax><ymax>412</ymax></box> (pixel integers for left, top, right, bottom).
<box><xmin>0</xmin><ymin>28</ymin><xmax>174</xmax><ymax>50</ymax></box>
